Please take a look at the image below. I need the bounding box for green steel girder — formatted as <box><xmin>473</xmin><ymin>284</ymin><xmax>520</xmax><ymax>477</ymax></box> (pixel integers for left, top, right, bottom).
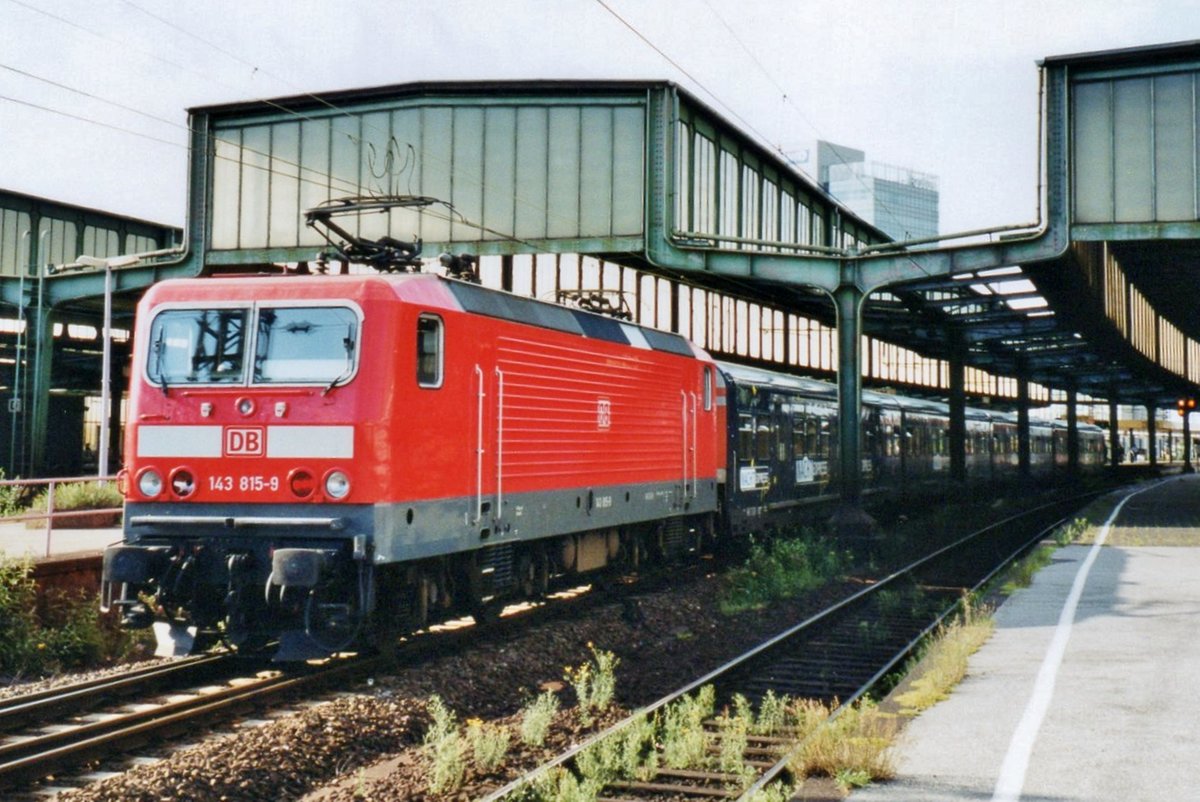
<box><xmin>8</xmin><ymin>52</ymin><xmax>1200</xmax><ymax>482</ymax></box>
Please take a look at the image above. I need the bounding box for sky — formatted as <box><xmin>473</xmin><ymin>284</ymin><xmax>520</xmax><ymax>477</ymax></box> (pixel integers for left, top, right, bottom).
<box><xmin>2</xmin><ymin>0</ymin><xmax>1200</xmax><ymax>237</ymax></box>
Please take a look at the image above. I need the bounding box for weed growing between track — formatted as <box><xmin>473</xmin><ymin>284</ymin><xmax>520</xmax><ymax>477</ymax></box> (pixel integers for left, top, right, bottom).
<box><xmin>718</xmin><ymin>531</ymin><xmax>850</xmax><ymax>615</ymax></box>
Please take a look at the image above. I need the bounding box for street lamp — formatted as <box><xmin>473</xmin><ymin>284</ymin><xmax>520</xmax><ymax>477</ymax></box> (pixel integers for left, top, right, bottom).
<box><xmin>74</xmin><ymin>254</ymin><xmax>138</xmax><ymax>477</ymax></box>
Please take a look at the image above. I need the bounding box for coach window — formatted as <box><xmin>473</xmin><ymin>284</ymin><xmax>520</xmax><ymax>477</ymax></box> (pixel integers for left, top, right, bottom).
<box><xmin>738</xmin><ymin>414</ymin><xmax>753</xmax><ymax>461</ymax></box>
<box><xmin>703</xmin><ymin>366</ymin><xmax>713</xmax><ymax>410</ymax></box>
<box><xmin>755</xmin><ymin>418</ymin><xmax>773</xmax><ymax>462</ymax></box>
<box><xmin>417</xmin><ymin>314</ymin><xmax>443</xmax><ymax>387</ymax></box>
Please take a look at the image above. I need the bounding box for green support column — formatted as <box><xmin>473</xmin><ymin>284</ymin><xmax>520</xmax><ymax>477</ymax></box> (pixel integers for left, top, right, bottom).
<box><xmin>834</xmin><ymin>283</ymin><xmax>864</xmax><ymax>504</ymax></box>
<box><xmin>1146</xmin><ymin>403</ymin><xmax>1158</xmax><ymax>467</ymax></box>
<box><xmin>1183</xmin><ymin>414</ymin><xmax>1192</xmax><ymax>469</ymax></box>
<box><xmin>1017</xmin><ymin>376</ymin><xmax>1031</xmax><ymax>478</ymax></box>
<box><xmin>1066</xmin><ymin>387</ymin><xmax>1079</xmax><ymax>474</ymax></box>
<box><xmin>1109</xmin><ymin>397</ymin><xmax>1120</xmax><ymax>468</ymax></box>
<box><xmin>948</xmin><ymin>336</ymin><xmax>966</xmax><ymax>483</ymax></box>
<box><xmin>27</xmin><ymin>303</ymin><xmax>54</xmax><ymax>475</ymax></box>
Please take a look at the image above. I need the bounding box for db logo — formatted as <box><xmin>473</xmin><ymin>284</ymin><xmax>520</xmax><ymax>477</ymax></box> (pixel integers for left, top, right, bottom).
<box><xmin>224</xmin><ymin>426</ymin><xmax>265</xmax><ymax>457</ymax></box>
<box><xmin>596</xmin><ymin>398</ymin><xmax>612</xmax><ymax>430</ymax></box>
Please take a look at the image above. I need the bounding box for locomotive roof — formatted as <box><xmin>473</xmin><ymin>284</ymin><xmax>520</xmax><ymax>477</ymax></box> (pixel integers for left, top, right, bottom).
<box><xmin>444</xmin><ymin>278</ymin><xmax>702</xmax><ymax>359</ymax></box>
<box><xmin>144</xmin><ymin>273</ymin><xmax>707</xmax><ymax>361</ymax></box>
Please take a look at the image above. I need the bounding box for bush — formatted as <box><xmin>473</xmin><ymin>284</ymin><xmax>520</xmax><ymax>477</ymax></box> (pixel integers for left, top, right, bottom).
<box><xmin>0</xmin><ymin>555</ymin><xmax>147</xmax><ymax>680</ymax></box>
<box><xmin>423</xmin><ymin>695</ymin><xmax>466</xmax><ymax>794</ymax></box>
<box><xmin>30</xmin><ymin>481</ymin><xmax>123</xmax><ymax>513</ymax></box>
<box><xmin>466</xmin><ymin>718</ymin><xmax>511</xmax><ymax>773</ymax></box>
<box><xmin>720</xmin><ymin>533</ymin><xmax>848</xmax><ymax>614</ymax></box>
<box><xmin>0</xmin><ymin>468</ymin><xmax>28</xmax><ymax>517</ymax></box>
<box><xmin>0</xmin><ymin>556</ymin><xmax>38</xmax><ymax>673</ymax></box>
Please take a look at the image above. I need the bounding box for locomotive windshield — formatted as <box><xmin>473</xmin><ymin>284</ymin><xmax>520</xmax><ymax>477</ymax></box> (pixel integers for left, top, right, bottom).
<box><xmin>253</xmin><ymin>306</ymin><xmax>359</xmax><ymax>384</ymax></box>
<box><xmin>148</xmin><ymin>308</ymin><xmax>249</xmax><ymax>386</ymax></box>
<box><xmin>145</xmin><ymin>304</ymin><xmax>360</xmax><ymax>387</ymax></box>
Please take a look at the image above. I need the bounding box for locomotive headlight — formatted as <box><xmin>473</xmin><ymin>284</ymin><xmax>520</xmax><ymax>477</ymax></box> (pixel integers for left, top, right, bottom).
<box><xmin>323</xmin><ymin>469</ymin><xmax>351</xmax><ymax>500</ymax></box>
<box><xmin>289</xmin><ymin>468</ymin><xmax>315</xmax><ymax>498</ymax></box>
<box><xmin>169</xmin><ymin>468</ymin><xmax>196</xmax><ymax>499</ymax></box>
<box><xmin>138</xmin><ymin>468</ymin><xmax>164</xmax><ymax>499</ymax></box>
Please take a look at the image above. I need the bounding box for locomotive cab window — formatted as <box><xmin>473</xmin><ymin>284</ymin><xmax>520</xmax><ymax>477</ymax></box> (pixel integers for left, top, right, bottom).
<box><xmin>417</xmin><ymin>314</ymin><xmax>443</xmax><ymax>387</ymax></box>
<box><xmin>253</xmin><ymin>306</ymin><xmax>359</xmax><ymax>385</ymax></box>
<box><xmin>147</xmin><ymin>304</ymin><xmax>362</xmax><ymax>389</ymax></box>
<box><xmin>147</xmin><ymin>308</ymin><xmax>249</xmax><ymax>386</ymax></box>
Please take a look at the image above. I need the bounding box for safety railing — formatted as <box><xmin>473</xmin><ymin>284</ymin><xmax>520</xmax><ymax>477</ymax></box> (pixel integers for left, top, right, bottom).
<box><xmin>0</xmin><ymin>475</ymin><xmax>122</xmax><ymax>558</ymax></box>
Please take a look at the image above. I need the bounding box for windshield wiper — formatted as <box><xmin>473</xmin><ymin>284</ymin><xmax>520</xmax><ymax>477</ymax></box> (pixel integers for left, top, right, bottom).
<box><xmin>322</xmin><ymin>368</ymin><xmax>353</xmax><ymax>396</ymax></box>
<box><xmin>321</xmin><ymin>327</ymin><xmax>357</xmax><ymax>396</ymax></box>
<box><xmin>152</xmin><ymin>333</ymin><xmax>171</xmax><ymax>397</ymax></box>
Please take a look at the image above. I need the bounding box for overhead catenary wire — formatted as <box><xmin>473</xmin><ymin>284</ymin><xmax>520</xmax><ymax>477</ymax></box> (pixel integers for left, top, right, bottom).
<box><xmin>592</xmin><ymin>0</ymin><xmax>941</xmax><ymax>286</ymax></box>
<box><xmin>8</xmin><ymin>0</ymin><xmax>856</xmax><ymax>269</ymax></box>
<box><xmin>0</xmin><ymin>92</ymin><xmax>182</xmax><ymax>151</ymax></box>
<box><xmin>5</xmin><ymin>0</ymin><xmax>925</xmax><ymax>362</ymax></box>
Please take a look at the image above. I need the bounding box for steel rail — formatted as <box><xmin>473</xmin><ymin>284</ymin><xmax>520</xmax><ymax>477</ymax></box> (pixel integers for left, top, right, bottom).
<box><xmin>0</xmin><ymin>654</ymin><xmax>231</xmax><ymax>734</ymax></box>
<box><xmin>735</xmin><ymin>497</ymin><xmax>1106</xmax><ymax>800</ymax></box>
<box><xmin>481</xmin><ymin>491</ymin><xmax>1105</xmax><ymax>802</ymax></box>
<box><xmin>0</xmin><ymin>574</ymin><xmax>628</xmax><ymax>793</ymax></box>
<box><xmin>0</xmin><ymin>655</ymin><xmax>373</xmax><ymax>791</ymax></box>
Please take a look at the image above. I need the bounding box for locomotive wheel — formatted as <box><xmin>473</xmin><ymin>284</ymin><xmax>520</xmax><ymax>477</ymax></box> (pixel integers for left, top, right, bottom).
<box><xmin>470</xmin><ymin>597</ymin><xmax>505</xmax><ymax>627</ymax></box>
<box><xmin>303</xmin><ymin>580</ymin><xmax>363</xmax><ymax>655</ymax></box>
<box><xmin>516</xmin><ymin>548</ymin><xmax>550</xmax><ymax>599</ymax></box>
<box><xmin>465</xmin><ymin>553</ymin><xmax>505</xmax><ymax>628</ymax></box>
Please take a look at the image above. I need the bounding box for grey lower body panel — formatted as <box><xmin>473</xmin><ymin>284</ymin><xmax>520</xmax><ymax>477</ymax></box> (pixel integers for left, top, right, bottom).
<box><xmin>372</xmin><ymin>478</ymin><xmax>719</xmax><ymax>563</ymax></box>
<box><xmin>124</xmin><ymin>477</ymin><xmax>720</xmax><ymax>566</ymax></box>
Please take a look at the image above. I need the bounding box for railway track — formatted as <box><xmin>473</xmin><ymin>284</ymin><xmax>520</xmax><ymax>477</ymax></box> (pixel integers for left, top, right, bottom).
<box><xmin>0</xmin><ymin>576</ymin><xmax>626</xmax><ymax>796</ymax></box>
<box><xmin>481</xmin><ymin>492</ymin><xmax>1101</xmax><ymax>802</ymax></box>
<box><xmin>0</xmin><ymin>651</ymin><xmax>373</xmax><ymax>794</ymax></box>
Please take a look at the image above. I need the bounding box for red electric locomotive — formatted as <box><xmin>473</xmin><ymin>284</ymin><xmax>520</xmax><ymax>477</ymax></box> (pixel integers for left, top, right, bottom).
<box><xmin>102</xmin><ymin>273</ymin><xmax>725</xmax><ymax>659</ymax></box>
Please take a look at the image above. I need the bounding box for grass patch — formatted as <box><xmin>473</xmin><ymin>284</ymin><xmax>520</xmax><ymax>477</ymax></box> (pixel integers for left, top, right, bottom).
<box><xmin>504</xmin><ymin>688</ymin><xmax>899</xmax><ymax>800</ymax></box>
<box><xmin>999</xmin><ymin>517</ymin><xmax>1091</xmax><ymax>595</ymax></box>
<box><xmin>719</xmin><ymin>532</ymin><xmax>849</xmax><ymax>614</ymax></box>
<box><xmin>999</xmin><ymin>545</ymin><xmax>1055</xmax><ymax>594</ymax></box>
<box><xmin>791</xmin><ymin>698</ymin><xmax>898</xmax><ymax>791</ymax></box>
<box><xmin>29</xmin><ymin>480</ymin><xmax>122</xmax><ymax>513</ymax></box>
<box><xmin>894</xmin><ymin>598</ymin><xmax>995</xmax><ymax>714</ymax></box>
<box><xmin>1051</xmin><ymin>517</ymin><xmax>1090</xmax><ymax>546</ymax></box>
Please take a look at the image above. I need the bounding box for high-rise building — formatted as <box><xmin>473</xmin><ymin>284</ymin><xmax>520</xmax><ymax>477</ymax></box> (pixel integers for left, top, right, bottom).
<box><xmin>815</xmin><ymin>140</ymin><xmax>939</xmax><ymax>243</ymax></box>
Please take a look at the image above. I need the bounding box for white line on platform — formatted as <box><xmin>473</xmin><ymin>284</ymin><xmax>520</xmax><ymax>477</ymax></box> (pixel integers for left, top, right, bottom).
<box><xmin>990</xmin><ymin>479</ymin><xmax>1168</xmax><ymax>802</ymax></box>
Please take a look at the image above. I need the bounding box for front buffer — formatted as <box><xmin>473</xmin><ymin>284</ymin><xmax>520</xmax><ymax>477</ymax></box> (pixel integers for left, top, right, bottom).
<box><xmin>101</xmin><ymin>503</ymin><xmax>376</xmax><ymax>661</ymax></box>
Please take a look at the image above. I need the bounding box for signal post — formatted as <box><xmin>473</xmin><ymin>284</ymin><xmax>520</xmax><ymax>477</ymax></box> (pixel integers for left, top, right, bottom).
<box><xmin>1178</xmin><ymin>398</ymin><xmax>1195</xmax><ymax>473</ymax></box>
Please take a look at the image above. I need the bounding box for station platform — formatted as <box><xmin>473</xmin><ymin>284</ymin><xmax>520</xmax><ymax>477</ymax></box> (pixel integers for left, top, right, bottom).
<box><xmin>0</xmin><ymin>519</ymin><xmax>120</xmax><ymax>561</ymax></box>
<box><xmin>853</xmin><ymin>475</ymin><xmax>1200</xmax><ymax>802</ymax></box>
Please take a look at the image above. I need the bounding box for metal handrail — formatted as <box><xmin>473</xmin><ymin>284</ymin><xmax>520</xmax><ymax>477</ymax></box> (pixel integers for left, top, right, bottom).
<box><xmin>0</xmin><ymin>475</ymin><xmax>122</xmax><ymax>558</ymax></box>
